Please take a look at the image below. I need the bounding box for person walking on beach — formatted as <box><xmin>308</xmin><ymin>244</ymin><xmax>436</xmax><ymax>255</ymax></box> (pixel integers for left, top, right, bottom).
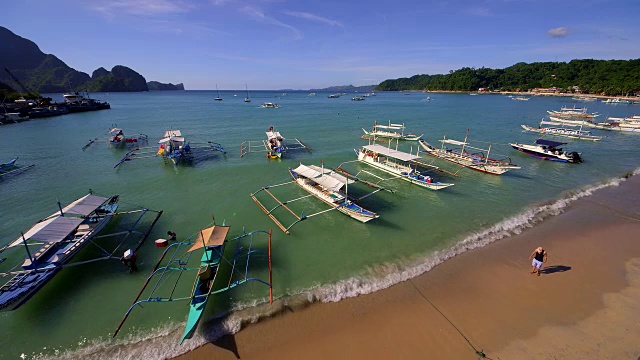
<box><xmin>529</xmin><ymin>247</ymin><xmax>547</xmax><ymax>276</ymax></box>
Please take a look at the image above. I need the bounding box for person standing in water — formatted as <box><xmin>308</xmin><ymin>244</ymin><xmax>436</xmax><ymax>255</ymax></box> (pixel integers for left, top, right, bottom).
<box><xmin>529</xmin><ymin>247</ymin><xmax>547</xmax><ymax>276</ymax></box>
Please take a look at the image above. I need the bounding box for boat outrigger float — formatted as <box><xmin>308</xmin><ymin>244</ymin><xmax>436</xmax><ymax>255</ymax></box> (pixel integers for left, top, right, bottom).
<box><xmin>113</xmin><ymin>221</ymin><xmax>273</xmax><ymax>344</ymax></box>
<box><xmin>251</xmin><ymin>162</ymin><xmax>392</xmax><ymax>234</ymax></box>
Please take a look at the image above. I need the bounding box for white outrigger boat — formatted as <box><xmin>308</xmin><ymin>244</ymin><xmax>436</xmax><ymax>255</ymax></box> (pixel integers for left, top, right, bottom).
<box><xmin>362</xmin><ymin>121</ymin><xmax>423</xmax><ymax>141</ymax></box>
<box><xmin>546</xmin><ymin>106</ymin><xmax>599</xmax><ymax>119</ymax></box>
<box><xmin>260</xmin><ymin>102</ymin><xmax>280</xmax><ymax>108</ymax></box>
<box><xmin>240</xmin><ymin>126</ymin><xmax>311</xmax><ymax>159</ymax></box>
<box><xmin>510</xmin><ymin>139</ymin><xmax>582</xmax><ymax>163</ymax></box>
<box><xmin>418</xmin><ymin>132</ymin><xmax>520</xmax><ymax>175</ymax></box>
<box><xmin>83</xmin><ymin>126</ymin><xmax>149</xmax><ymax>150</ymax></box>
<box><xmin>0</xmin><ymin>193</ymin><xmax>163</xmax><ymax>312</ymax></box>
<box><xmin>251</xmin><ymin>163</ymin><xmax>388</xmax><ymax>234</ymax></box>
<box><xmin>521</xmin><ymin>119</ymin><xmax>604</xmax><ymax>141</ymax></box>
<box><xmin>344</xmin><ymin>143</ymin><xmax>454</xmax><ymax>190</ymax></box>
<box><xmin>114</xmin><ymin>130</ymin><xmax>226</xmax><ymax>168</ymax></box>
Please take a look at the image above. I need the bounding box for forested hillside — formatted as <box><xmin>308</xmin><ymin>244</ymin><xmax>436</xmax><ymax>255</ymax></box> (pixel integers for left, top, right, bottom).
<box><xmin>376</xmin><ymin>59</ymin><xmax>640</xmax><ymax>95</ymax></box>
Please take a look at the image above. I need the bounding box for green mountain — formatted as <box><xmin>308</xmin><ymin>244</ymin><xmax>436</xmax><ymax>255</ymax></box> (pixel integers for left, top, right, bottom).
<box><xmin>310</xmin><ymin>84</ymin><xmax>376</xmax><ymax>92</ymax></box>
<box><xmin>376</xmin><ymin>59</ymin><xmax>640</xmax><ymax>95</ymax></box>
<box><xmin>0</xmin><ymin>26</ymin><xmax>175</xmax><ymax>93</ymax></box>
<box><xmin>147</xmin><ymin>81</ymin><xmax>185</xmax><ymax>91</ymax></box>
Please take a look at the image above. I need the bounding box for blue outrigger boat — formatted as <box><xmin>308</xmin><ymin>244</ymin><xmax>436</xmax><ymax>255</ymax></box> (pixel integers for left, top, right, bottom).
<box><xmin>114</xmin><ymin>130</ymin><xmax>226</xmax><ymax>168</ymax></box>
<box><xmin>113</xmin><ymin>222</ymin><xmax>273</xmax><ymax>344</ymax></box>
<box><xmin>0</xmin><ymin>193</ymin><xmax>163</xmax><ymax>312</ymax></box>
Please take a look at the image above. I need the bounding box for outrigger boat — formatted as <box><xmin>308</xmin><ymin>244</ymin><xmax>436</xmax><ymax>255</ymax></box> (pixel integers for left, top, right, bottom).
<box><xmin>510</xmin><ymin>139</ymin><xmax>582</xmax><ymax>163</ymax></box>
<box><xmin>362</xmin><ymin>121</ymin><xmax>423</xmax><ymax>141</ymax></box>
<box><xmin>83</xmin><ymin>126</ymin><xmax>149</xmax><ymax>150</ymax></box>
<box><xmin>0</xmin><ymin>157</ymin><xmax>34</xmax><ymax>179</ymax></box>
<box><xmin>240</xmin><ymin>126</ymin><xmax>311</xmax><ymax>159</ymax></box>
<box><xmin>114</xmin><ymin>130</ymin><xmax>226</xmax><ymax>168</ymax></box>
<box><xmin>339</xmin><ymin>143</ymin><xmax>454</xmax><ymax>191</ymax></box>
<box><xmin>521</xmin><ymin>119</ymin><xmax>604</xmax><ymax>141</ymax></box>
<box><xmin>113</xmin><ymin>221</ymin><xmax>272</xmax><ymax>344</ymax></box>
<box><xmin>547</xmin><ymin>106</ymin><xmax>599</xmax><ymax>119</ymax></box>
<box><xmin>418</xmin><ymin>131</ymin><xmax>520</xmax><ymax>175</ymax></box>
<box><xmin>251</xmin><ymin>162</ymin><xmax>389</xmax><ymax>234</ymax></box>
<box><xmin>0</xmin><ymin>193</ymin><xmax>163</xmax><ymax>311</ymax></box>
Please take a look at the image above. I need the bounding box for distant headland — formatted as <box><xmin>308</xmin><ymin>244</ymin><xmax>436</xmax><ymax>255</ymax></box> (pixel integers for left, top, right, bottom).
<box><xmin>0</xmin><ymin>26</ymin><xmax>184</xmax><ymax>94</ymax></box>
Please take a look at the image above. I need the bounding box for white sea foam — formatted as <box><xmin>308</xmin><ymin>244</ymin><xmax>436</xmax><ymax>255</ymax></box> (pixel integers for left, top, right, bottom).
<box><xmin>37</xmin><ymin>168</ymin><xmax>639</xmax><ymax>360</ymax></box>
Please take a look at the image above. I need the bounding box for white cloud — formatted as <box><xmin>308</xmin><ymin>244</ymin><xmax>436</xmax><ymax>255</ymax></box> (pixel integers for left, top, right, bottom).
<box><xmin>241</xmin><ymin>6</ymin><xmax>302</xmax><ymax>40</ymax></box>
<box><xmin>91</xmin><ymin>0</ymin><xmax>193</xmax><ymax>16</ymax></box>
<box><xmin>548</xmin><ymin>27</ymin><xmax>569</xmax><ymax>38</ymax></box>
<box><xmin>282</xmin><ymin>11</ymin><xmax>343</xmax><ymax>27</ymax></box>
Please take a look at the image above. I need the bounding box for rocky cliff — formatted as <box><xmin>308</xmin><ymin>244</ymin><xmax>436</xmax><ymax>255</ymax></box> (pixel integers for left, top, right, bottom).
<box><xmin>0</xmin><ymin>26</ymin><xmax>177</xmax><ymax>93</ymax></box>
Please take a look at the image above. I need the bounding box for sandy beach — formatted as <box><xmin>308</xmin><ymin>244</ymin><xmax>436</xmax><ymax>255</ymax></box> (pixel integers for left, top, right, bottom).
<box><xmin>178</xmin><ymin>174</ymin><xmax>640</xmax><ymax>360</ymax></box>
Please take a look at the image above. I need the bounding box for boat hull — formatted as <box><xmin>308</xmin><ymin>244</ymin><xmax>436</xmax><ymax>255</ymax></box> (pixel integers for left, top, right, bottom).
<box><xmin>181</xmin><ymin>246</ymin><xmax>222</xmax><ymax>343</ymax></box>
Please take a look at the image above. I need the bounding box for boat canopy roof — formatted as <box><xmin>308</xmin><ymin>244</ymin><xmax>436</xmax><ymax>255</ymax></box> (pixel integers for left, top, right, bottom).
<box><xmin>188</xmin><ymin>225</ymin><xmax>229</xmax><ymax>252</ymax></box>
<box><xmin>158</xmin><ymin>136</ymin><xmax>185</xmax><ymax>144</ymax></box>
<box><xmin>540</xmin><ymin>120</ymin><xmax>580</xmax><ymax>127</ymax></box>
<box><xmin>109</xmin><ymin>128</ymin><xmax>123</xmax><ymax>134</ymax></box>
<box><xmin>14</xmin><ymin>216</ymin><xmax>84</xmax><ymax>245</ymax></box>
<box><xmin>440</xmin><ymin>139</ymin><xmax>468</xmax><ymax>146</ymax></box>
<box><xmin>293</xmin><ymin>164</ymin><xmax>353</xmax><ymax>191</ymax></box>
<box><xmin>266</xmin><ymin>131</ymin><xmax>283</xmax><ymax>140</ymax></box>
<box><xmin>363</xmin><ymin>144</ymin><xmax>419</xmax><ymax>162</ymax></box>
<box><xmin>374</xmin><ymin>124</ymin><xmax>404</xmax><ymax>130</ymax></box>
<box><xmin>535</xmin><ymin>139</ymin><xmax>566</xmax><ymax>147</ymax></box>
<box><xmin>163</xmin><ymin>130</ymin><xmax>182</xmax><ymax>137</ymax></box>
<box><xmin>62</xmin><ymin>194</ymin><xmax>109</xmax><ymax>216</ymax></box>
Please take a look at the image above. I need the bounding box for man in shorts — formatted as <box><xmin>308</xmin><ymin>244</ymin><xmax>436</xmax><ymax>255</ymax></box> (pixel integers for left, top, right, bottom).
<box><xmin>529</xmin><ymin>246</ymin><xmax>547</xmax><ymax>276</ymax></box>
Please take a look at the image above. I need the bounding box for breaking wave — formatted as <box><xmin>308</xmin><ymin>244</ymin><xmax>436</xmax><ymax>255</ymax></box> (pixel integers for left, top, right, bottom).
<box><xmin>36</xmin><ymin>168</ymin><xmax>639</xmax><ymax>360</ymax></box>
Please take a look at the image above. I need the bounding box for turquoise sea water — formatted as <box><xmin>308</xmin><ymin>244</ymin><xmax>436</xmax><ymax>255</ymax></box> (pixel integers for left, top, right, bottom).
<box><xmin>1</xmin><ymin>91</ymin><xmax>639</xmax><ymax>359</ymax></box>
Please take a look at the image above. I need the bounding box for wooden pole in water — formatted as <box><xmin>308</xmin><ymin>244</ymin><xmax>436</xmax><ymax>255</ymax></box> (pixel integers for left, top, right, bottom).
<box><xmin>268</xmin><ymin>229</ymin><xmax>273</xmax><ymax>304</ymax></box>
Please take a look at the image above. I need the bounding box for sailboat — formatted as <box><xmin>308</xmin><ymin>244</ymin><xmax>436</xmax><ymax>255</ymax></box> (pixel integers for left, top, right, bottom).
<box><xmin>214</xmin><ymin>85</ymin><xmax>222</xmax><ymax>101</ymax></box>
<box><xmin>244</xmin><ymin>85</ymin><xmax>251</xmax><ymax>103</ymax></box>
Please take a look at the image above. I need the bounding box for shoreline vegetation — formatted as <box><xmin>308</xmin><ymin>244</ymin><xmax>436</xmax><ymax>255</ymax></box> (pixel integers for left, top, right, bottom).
<box><xmin>421</xmin><ymin>89</ymin><xmax>640</xmax><ymax>101</ymax></box>
<box><xmin>177</xmin><ymin>173</ymin><xmax>640</xmax><ymax>360</ymax></box>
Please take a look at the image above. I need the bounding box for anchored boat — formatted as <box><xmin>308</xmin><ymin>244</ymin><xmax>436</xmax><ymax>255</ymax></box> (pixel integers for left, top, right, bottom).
<box><xmin>113</xmin><ymin>222</ymin><xmax>272</xmax><ymax>344</ymax></box>
<box><xmin>362</xmin><ymin>121</ymin><xmax>423</xmax><ymax>141</ymax></box>
<box><xmin>251</xmin><ymin>162</ymin><xmax>389</xmax><ymax>234</ymax></box>
<box><xmin>510</xmin><ymin>139</ymin><xmax>583</xmax><ymax>163</ymax></box>
<box><xmin>114</xmin><ymin>130</ymin><xmax>226</xmax><ymax>168</ymax></box>
<box><xmin>0</xmin><ymin>193</ymin><xmax>163</xmax><ymax>312</ymax></box>
<box><xmin>418</xmin><ymin>131</ymin><xmax>520</xmax><ymax>175</ymax></box>
<box><xmin>343</xmin><ymin>144</ymin><xmax>454</xmax><ymax>191</ymax></box>
<box><xmin>521</xmin><ymin>119</ymin><xmax>604</xmax><ymax>141</ymax></box>
<box><xmin>240</xmin><ymin>126</ymin><xmax>311</xmax><ymax>159</ymax></box>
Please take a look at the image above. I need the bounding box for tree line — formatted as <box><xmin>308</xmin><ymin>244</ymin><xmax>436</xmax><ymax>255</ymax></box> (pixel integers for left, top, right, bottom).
<box><xmin>376</xmin><ymin>59</ymin><xmax>640</xmax><ymax>95</ymax></box>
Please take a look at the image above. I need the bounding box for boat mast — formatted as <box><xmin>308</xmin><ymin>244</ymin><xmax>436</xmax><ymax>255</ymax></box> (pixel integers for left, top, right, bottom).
<box><xmin>485</xmin><ymin>144</ymin><xmax>492</xmax><ymax>164</ymax></box>
<box><xmin>57</xmin><ymin>197</ymin><xmax>64</xmax><ymax>217</ymax></box>
<box><xmin>21</xmin><ymin>232</ymin><xmax>34</xmax><ymax>264</ymax></box>
<box><xmin>461</xmin><ymin>129</ymin><xmax>469</xmax><ymax>154</ymax></box>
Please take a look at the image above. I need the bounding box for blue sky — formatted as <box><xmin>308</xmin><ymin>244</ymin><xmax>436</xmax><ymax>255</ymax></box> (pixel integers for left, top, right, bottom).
<box><xmin>3</xmin><ymin>0</ymin><xmax>639</xmax><ymax>90</ymax></box>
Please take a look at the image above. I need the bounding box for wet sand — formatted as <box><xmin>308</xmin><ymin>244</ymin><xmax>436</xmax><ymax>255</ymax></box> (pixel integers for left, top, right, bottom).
<box><xmin>178</xmin><ymin>174</ymin><xmax>640</xmax><ymax>360</ymax></box>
